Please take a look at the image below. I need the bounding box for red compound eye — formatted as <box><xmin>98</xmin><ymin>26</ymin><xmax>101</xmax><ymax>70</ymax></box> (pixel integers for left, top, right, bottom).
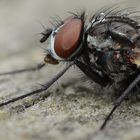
<box><xmin>54</xmin><ymin>17</ymin><xmax>83</xmax><ymax>59</ymax></box>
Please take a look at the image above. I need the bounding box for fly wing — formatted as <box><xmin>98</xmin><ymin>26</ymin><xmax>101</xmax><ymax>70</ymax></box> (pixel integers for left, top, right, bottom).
<box><xmin>86</xmin><ymin>6</ymin><xmax>140</xmax><ymax>50</ymax></box>
<box><xmin>85</xmin><ymin>6</ymin><xmax>140</xmax><ymax>81</ymax></box>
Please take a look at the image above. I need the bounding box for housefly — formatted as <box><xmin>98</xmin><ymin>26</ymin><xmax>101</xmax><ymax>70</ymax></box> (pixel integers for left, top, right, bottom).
<box><xmin>0</xmin><ymin>5</ymin><xmax>140</xmax><ymax>130</ymax></box>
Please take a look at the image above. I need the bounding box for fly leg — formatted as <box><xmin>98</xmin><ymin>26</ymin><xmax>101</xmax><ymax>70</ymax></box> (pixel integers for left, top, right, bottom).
<box><xmin>100</xmin><ymin>74</ymin><xmax>140</xmax><ymax>130</ymax></box>
<box><xmin>0</xmin><ymin>62</ymin><xmax>74</xmax><ymax>107</ymax></box>
<box><xmin>0</xmin><ymin>62</ymin><xmax>46</xmax><ymax>76</ymax></box>
<box><xmin>75</xmin><ymin>60</ymin><xmax>109</xmax><ymax>86</ymax></box>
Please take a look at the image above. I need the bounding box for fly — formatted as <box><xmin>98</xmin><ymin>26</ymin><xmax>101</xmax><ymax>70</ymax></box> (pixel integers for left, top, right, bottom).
<box><xmin>0</xmin><ymin>5</ymin><xmax>140</xmax><ymax>130</ymax></box>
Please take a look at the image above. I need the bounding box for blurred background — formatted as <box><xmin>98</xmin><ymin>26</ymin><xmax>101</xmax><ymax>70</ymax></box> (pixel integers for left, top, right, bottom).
<box><xmin>0</xmin><ymin>0</ymin><xmax>138</xmax><ymax>59</ymax></box>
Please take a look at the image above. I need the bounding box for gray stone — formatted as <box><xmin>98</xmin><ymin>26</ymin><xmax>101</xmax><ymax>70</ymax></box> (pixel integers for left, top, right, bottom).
<box><xmin>0</xmin><ymin>1</ymin><xmax>140</xmax><ymax>140</ymax></box>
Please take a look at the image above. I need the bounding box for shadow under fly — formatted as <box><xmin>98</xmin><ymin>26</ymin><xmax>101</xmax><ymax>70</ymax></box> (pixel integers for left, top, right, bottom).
<box><xmin>0</xmin><ymin>5</ymin><xmax>140</xmax><ymax>130</ymax></box>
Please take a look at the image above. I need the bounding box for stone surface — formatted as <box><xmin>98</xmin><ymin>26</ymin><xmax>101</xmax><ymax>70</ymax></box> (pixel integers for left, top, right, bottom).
<box><xmin>0</xmin><ymin>0</ymin><xmax>140</xmax><ymax>140</ymax></box>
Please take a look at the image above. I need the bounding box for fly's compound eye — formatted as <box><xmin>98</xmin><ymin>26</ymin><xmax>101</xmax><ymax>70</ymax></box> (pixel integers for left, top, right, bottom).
<box><xmin>49</xmin><ymin>17</ymin><xmax>83</xmax><ymax>60</ymax></box>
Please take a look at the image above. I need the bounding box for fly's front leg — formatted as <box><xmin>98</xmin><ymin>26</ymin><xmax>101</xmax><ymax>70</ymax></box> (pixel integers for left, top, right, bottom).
<box><xmin>0</xmin><ymin>62</ymin><xmax>74</xmax><ymax>107</ymax></box>
<box><xmin>75</xmin><ymin>60</ymin><xmax>109</xmax><ymax>86</ymax></box>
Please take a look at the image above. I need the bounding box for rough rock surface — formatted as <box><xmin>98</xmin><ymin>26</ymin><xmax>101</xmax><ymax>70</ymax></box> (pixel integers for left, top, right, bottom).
<box><xmin>0</xmin><ymin>0</ymin><xmax>140</xmax><ymax>140</ymax></box>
